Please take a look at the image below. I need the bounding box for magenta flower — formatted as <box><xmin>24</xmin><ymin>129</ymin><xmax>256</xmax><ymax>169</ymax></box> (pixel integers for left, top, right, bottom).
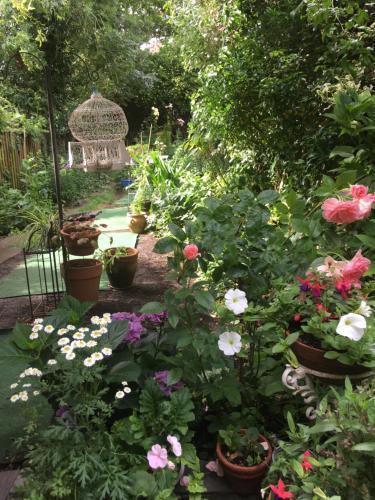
<box><xmin>147</xmin><ymin>444</ymin><xmax>169</xmax><ymax>469</ymax></box>
<box><xmin>167</xmin><ymin>435</ymin><xmax>182</xmax><ymax>457</ymax></box>
<box><xmin>154</xmin><ymin>370</ymin><xmax>184</xmax><ymax>396</ymax></box>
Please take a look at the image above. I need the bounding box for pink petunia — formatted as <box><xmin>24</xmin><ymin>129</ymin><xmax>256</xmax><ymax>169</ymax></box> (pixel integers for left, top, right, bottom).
<box><xmin>147</xmin><ymin>444</ymin><xmax>169</xmax><ymax>469</ymax></box>
<box><xmin>183</xmin><ymin>244</ymin><xmax>200</xmax><ymax>260</ymax></box>
<box><xmin>167</xmin><ymin>435</ymin><xmax>182</xmax><ymax>457</ymax></box>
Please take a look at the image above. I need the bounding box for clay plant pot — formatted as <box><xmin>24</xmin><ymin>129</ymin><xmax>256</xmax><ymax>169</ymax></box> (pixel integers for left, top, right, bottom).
<box><xmin>105</xmin><ymin>247</ymin><xmax>139</xmax><ymax>289</ymax></box>
<box><xmin>290</xmin><ymin>335</ymin><xmax>367</xmax><ymax>376</ymax></box>
<box><xmin>216</xmin><ymin>433</ymin><xmax>272</xmax><ymax>496</ymax></box>
<box><xmin>128</xmin><ymin>213</ymin><xmax>147</xmax><ymax>234</ymax></box>
<box><xmin>60</xmin><ymin>227</ymin><xmax>101</xmax><ymax>256</ymax></box>
<box><xmin>62</xmin><ymin>259</ymin><xmax>102</xmax><ymax>302</ymax></box>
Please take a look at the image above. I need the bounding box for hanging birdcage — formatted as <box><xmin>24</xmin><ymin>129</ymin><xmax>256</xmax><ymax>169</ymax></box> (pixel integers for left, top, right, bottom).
<box><xmin>68</xmin><ymin>90</ymin><xmax>130</xmax><ymax>170</ymax></box>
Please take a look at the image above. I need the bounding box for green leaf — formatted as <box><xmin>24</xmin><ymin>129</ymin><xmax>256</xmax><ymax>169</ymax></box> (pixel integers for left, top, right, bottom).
<box><xmin>285</xmin><ymin>332</ymin><xmax>299</xmax><ymax>345</ymax></box>
<box><xmin>168</xmin><ymin>310</ymin><xmax>180</xmax><ymax>328</ymax></box>
<box><xmin>329</xmin><ymin>145</ymin><xmax>355</xmax><ymax>158</ymax></box>
<box><xmin>356</xmin><ymin>234</ymin><xmax>375</xmax><ymax>249</ymax></box>
<box><xmin>140</xmin><ymin>302</ymin><xmax>165</xmax><ymax>314</ymax></box>
<box><xmin>335</xmin><ymin>169</ymin><xmax>357</xmax><ymax>188</ymax></box>
<box><xmin>323</xmin><ymin>351</ymin><xmax>340</xmax><ymax>359</ymax></box>
<box><xmin>107</xmin><ymin>320</ymin><xmax>128</xmax><ymax>349</ymax></box>
<box><xmin>168</xmin><ymin>222</ymin><xmax>186</xmax><ymax>241</ymax></box>
<box><xmin>352</xmin><ymin>442</ymin><xmax>375</xmax><ymax>453</ymax></box>
<box><xmin>308</xmin><ymin>421</ymin><xmax>337</xmax><ymax>434</ymax></box>
<box><xmin>129</xmin><ymin>471</ymin><xmax>156</xmax><ymax>497</ymax></box>
<box><xmin>257</xmin><ymin>190</ymin><xmax>279</xmax><ymax>204</ymax></box>
<box><xmin>167</xmin><ymin>368</ymin><xmax>183</xmax><ymax>385</ymax></box>
<box><xmin>287</xmin><ymin>411</ymin><xmax>296</xmax><ymax>433</ymax></box>
<box><xmin>194</xmin><ymin>290</ymin><xmax>215</xmax><ymax>310</ymax></box>
<box><xmin>153</xmin><ymin>236</ymin><xmax>177</xmax><ymax>254</ymax></box>
<box><xmin>107</xmin><ymin>361</ymin><xmax>141</xmax><ymax>382</ymax></box>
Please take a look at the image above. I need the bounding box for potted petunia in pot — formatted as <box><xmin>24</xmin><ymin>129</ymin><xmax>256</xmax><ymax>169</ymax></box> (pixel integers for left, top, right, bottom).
<box><xmin>273</xmin><ymin>250</ymin><xmax>375</xmax><ymax>376</ymax></box>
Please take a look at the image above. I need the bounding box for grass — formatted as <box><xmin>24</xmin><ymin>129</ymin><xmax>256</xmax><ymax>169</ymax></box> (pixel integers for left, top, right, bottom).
<box><xmin>73</xmin><ymin>188</ymin><xmax>118</xmax><ymax>212</ymax></box>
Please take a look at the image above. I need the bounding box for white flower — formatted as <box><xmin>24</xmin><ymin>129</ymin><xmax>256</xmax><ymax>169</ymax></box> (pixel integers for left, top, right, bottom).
<box><xmin>122</xmin><ymin>381</ymin><xmax>128</xmax><ymax>386</ymax></box>
<box><xmin>336</xmin><ymin>313</ymin><xmax>366</xmax><ymax>341</ymax></box>
<box><xmin>92</xmin><ymin>352</ymin><xmax>104</xmax><ymax>362</ymax></box>
<box><xmin>61</xmin><ymin>345</ymin><xmax>73</xmax><ymax>354</ymax></box>
<box><xmin>99</xmin><ymin>326</ymin><xmax>108</xmax><ymax>334</ymax></box>
<box><xmin>101</xmin><ymin>347</ymin><xmax>112</xmax><ymax>356</ymax></box>
<box><xmin>71</xmin><ymin>340</ymin><xmax>86</xmax><ymax>349</ymax></box>
<box><xmin>33</xmin><ymin>318</ymin><xmax>43</xmax><ymax>324</ymax></box>
<box><xmin>57</xmin><ymin>328</ymin><xmax>68</xmax><ymax>336</ymax></box>
<box><xmin>20</xmin><ymin>373</ymin><xmax>25</xmax><ymax>378</ymax></box>
<box><xmin>224</xmin><ymin>289</ymin><xmax>248</xmax><ymax>315</ymax></box>
<box><xmin>124</xmin><ymin>386</ymin><xmax>131</xmax><ymax>394</ymax></box>
<box><xmin>83</xmin><ymin>356</ymin><xmax>95</xmax><ymax>367</ymax></box>
<box><xmin>115</xmin><ymin>391</ymin><xmax>125</xmax><ymax>399</ymax></box>
<box><xmin>24</xmin><ymin>368</ymin><xmax>42</xmax><ymax>377</ymax></box>
<box><xmin>218</xmin><ymin>331</ymin><xmax>242</xmax><ymax>356</ymax></box>
<box><xmin>78</xmin><ymin>327</ymin><xmax>89</xmax><ymax>333</ymax></box>
<box><xmin>22</xmin><ymin>383</ymin><xmax>31</xmax><ymax>387</ymax></box>
<box><xmin>357</xmin><ymin>301</ymin><xmax>372</xmax><ymax>318</ymax></box>
<box><xmin>103</xmin><ymin>313</ymin><xmax>111</xmax><ymax>320</ymax></box>
<box><xmin>73</xmin><ymin>332</ymin><xmax>85</xmax><ymax>340</ymax></box>
<box><xmin>66</xmin><ymin>352</ymin><xmax>76</xmax><ymax>361</ymax></box>
<box><xmin>10</xmin><ymin>383</ymin><xmax>18</xmax><ymax>389</ymax></box>
<box><xmin>58</xmin><ymin>337</ymin><xmax>70</xmax><ymax>346</ymax></box>
<box><xmin>86</xmin><ymin>340</ymin><xmax>97</xmax><ymax>348</ymax></box>
<box><xmin>91</xmin><ymin>316</ymin><xmax>101</xmax><ymax>325</ymax></box>
<box><xmin>91</xmin><ymin>330</ymin><xmax>102</xmax><ymax>339</ymax></box>
<box><xmin>32</xmin><ymin>324</ymin><xmax>43</xmax><ymax>332</ymax></box>
<box><xmin>33</xmin><ymin>391</ymin><xmax>40</xmax><ymax>396</ymax></box>
<box><xmin>10</xmin><ymin>394</ymin><xmax>19</xmax><ymax>403</ymax></box>
<box><xmin>44</xmin><ymin>325</ymin><xmax>54</xmax><ymax>334</ymax></box>
<box><xmin>66</xmin><ymin>324</ymin><xmax>76</xmax><ymax>331</ymax></box>
<box><xmin>19</xmin><ymin>391</ymin><xmax>28</xmax><ymax>401</ymax></box>
<box><xmin>47</xmin><ymin>359</ymin><xmax>57</xmax><ymax>365</ymax></box>
<box><xmin>30</xmin><ymin>332</ymin><xmax>39</xmax><ymax>340</ymax></box>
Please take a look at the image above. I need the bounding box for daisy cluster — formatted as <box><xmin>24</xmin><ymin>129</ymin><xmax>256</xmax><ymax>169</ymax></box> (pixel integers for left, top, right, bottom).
<box><xmin>9</xmin><ymin>367</ymin><xmax>42</xmax><ymax>403</ymax></box>
<box><xmin>29</xmin><ymin>317</ymin><xmax>55</xmax><ymax>340</ymax></box>
<box><xmin>115</xmin><ymin>381</ymin><xmax>132</xmax><ymax>400</ymax></box>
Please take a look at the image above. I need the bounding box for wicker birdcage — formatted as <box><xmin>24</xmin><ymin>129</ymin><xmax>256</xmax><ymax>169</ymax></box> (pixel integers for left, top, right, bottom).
<box><xmin>68</xmin><ymin>90</ymin><xmax>130</xmax><ymax>170</ymax></box>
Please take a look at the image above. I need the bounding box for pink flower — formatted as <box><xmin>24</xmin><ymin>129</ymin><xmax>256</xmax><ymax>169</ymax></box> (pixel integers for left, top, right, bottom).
<box><xmin>147</xmin><ymin>444</ymin><xmax>169</xmax><ymax>469</ymax></box>
<box><xmin>350</xmin><ymin>185</ymin><xmax>368</xmax><ymax>199</ymax></box>
<box><xmin>302</xmin><ymin>450</ymin><xmax>313</xmax><ymax>472</ymax></box>
<box><xmin>167</xmin><ymin>435</ymin><xmax>182</xmax><ymax>457</ymax></box>
<box><xmin>322</xmin><ymin>198</ymin><xmax>361</xmax><ymax>224</ymax></box>
<box><xmin>206</xmin><ymin>460</ymin><xmax>224</xmax><ymax>477</ymax></box>
<box><xmin>180</xmin><ymin>476</ymin><xmax>190</xmax><ymax>487</ymax></box>
<box><xmin>183</xmin><ymin>244</ymin><xmax>200</xmax><ymax>260</ymax></box>
<box><xmin>357</xmin><ymin>195</ymin><xmax>375</xmax><ymax>220</ymax></box>
<box><xmin>342</xmin><ymin>250</ymin><xmax>370</xmax><ymax>288</ymax></box>
<box><xmin>317</xmin><ymin>256</ymin><xmax>346</xmax><ymax>278</ymax></box>
<box><xmin>269</xmin><ymin>479</ymin><xmax>294</xmax><ymax>499</ymax></box>
<box><xmin>167</xmin><ymin>460</ymin><xmax>175</xmax><ymax>470</ymax></box>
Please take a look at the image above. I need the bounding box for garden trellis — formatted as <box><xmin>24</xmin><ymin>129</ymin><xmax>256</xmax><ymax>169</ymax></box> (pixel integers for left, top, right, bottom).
<box><xmin>68</xmin><ymin>90</ymin><xmax>130</xmax><ymax>170</ymax></box>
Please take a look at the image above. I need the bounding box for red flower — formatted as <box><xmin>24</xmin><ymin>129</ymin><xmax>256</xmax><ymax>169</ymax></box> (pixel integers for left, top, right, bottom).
<box><xmin>310</xmin><ymin>282</ymin><xmax>325</xmax><ymax>297</ymax></box>
<box><xmin>183</xmin><ymin>244</ymin><xmax>200</xmax><ymax>260</ymax></box>
<box><xmin>302</xmin><ymin>451</ymin><xmax>313</xmax><ymax>472</ymax></box>
<box><xmin>270</xmin><ymin>479</ymin><xmax>294</xmax><ymax>499</ymax></box>
<box><xmin>293</xmin><ymin>313</ymin><xmax>301</xmax><ymax>322</ymax></box>
<box><xmin>335</xmin><ymin>279</ymin><xmax>351</xmax><ymax>299</ymax></box>
<box><xmin>296</xmin><ymin>276</ymin><xmax>310</xmax><ymax>292</ymax></box>
<box><xmin>315</xmin><ymin>303</ymin><xmax>327</xmax><ymax>312</ymax></box>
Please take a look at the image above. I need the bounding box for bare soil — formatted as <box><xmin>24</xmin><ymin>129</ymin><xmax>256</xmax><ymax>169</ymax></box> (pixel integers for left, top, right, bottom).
<box><xmin>0</xmin><ymin>233</ymin><xmax>176</xmax><ymax>330</ymax></box>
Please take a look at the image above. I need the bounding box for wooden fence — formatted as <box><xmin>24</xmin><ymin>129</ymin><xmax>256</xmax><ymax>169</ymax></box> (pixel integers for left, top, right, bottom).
<box><xmin>0</xmin><ymin>131</ymin><xmax>41</xmax><ymax>188</ymax></box>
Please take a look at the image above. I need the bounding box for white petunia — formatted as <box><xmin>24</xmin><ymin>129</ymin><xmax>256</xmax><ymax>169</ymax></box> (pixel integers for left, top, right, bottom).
<box><xmin>101</xmin><ymin>347</ymin><xmax>112</xmax><ymax>356</ymax></box>
<box><xmin>92</xmin><ymin>352</ymin><xmax>103</xmax><ymax>362</ymax></box>
<box><xmin>66</xmin><ymin>324</ymin><xmax>76</xmax><ymax>331</ymax></box>
<box><xmin>30</xmin><ymin>332</ymin><xmax>39</xmax><ymax>340</ymax></box>
<box><xmin>61</xmin><ymin>345</ymin><xmax>73</xmax><ymax>354</ymax></box>
<box><xmin>57</xmin><ymin>328</ymin><xmax>68</xmax><ymax>336</ymax></box>
<box><xmin>66</xmin><ymin>352</ymin><xmax>76</xmax><ymax>361</ymax></box>
<box><xmin>47</xmin><ymin>359</ymin><xmax>57</xmax><ymax>365</ymax></box>
<box><xmin>58</xmin><ymin>337</ymin><xmax>70</xmax><ymax>346</ymax></box>
<box><xmin>44</xmin><ymin>325</ymin><xmax>55</xmax><ymax>334</ymax></box>
<box><xmin>83</xmin><ymin>356</ymin><xmax>95</xmax><ymax>367</ymax></box>
<box><xmin>10</xmin><ymin>383</ymin><xmax>18</xmax><ymax>389</ymax></box>
<box><xmin>86</xmin><ymin>340</ymin><xmax>97</xmax><ymax>348</ymax></box>
<box><xmin>336</xmin><ymin>313</ymin><xmax>366</xmax><ymax>341</ymax></box>
<box><xmin>10</xmin><ymin>394</ymin><xmax>19</xmax><ymax>403</ymax></box>
<box><xmin>218</xmin><ymin>331</ymin><xmax>242</xmax><ymax>356</ymax></box>
<box><xmin>224</xmin><ymin>289</ymin><xmax>248</xmax><ymax>315</ymax></box>
<box><xmin>115</xmin><ymin>391</ymin><xmax>125</xmax><ymax>399</ymax></box>
<box><xmin>73</xmin><ymin>332</ymin><xmax>85</xmax><ymax>340</ymax></box>
<box><xmin>357</xmin><ymin>301</ymin><xmax>372</xmax><ymax>318</ymax></box>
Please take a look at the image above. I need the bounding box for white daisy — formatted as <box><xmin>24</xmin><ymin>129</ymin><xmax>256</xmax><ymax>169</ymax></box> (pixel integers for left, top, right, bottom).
<box><xmin>57</xmin><ymin>328</ymin><xmax>68</xmax><ymax>336</ymax></box>
<box><xmin>115</xmin><ymin>391</ymin><xmax>125</xmax><ymax>399</ymax></box>
<box><xmin>103</xmin><ymin>313</ymin><xmax>111</xmax><ymax>320</ymax></box>
<box><xmin>92</xmin><ymin>352</ymin><xmax>104</xmax><ymax>361</ymax></box>
<box><xmin>73</xmin><ymin>332</ymin><xmax>85</xmax><ymax>340</ymax></box>
<box><xmin>78</xmin><ymin>327</ymin><xmax>89</xmax><ymax>333</ymax></box>
<box><xmin>30</xmin><ymin>332</ymin><xmax>39</xmax><ymax>340</ymax></box>
<box><xmin>66</xmin><ymin>352</ymin><xmax>76</xmax><ymax>361</ymax></box>
<box><xmin>83</xmin><ymin>356</ymin><xmax>95</xmax><ymax>367</ymax></box>
<box><xmin>33</xmin><ymin>391</ymin><xmax>40</xmax><ymax>396</ymax></box>
<box><xmin>20</xmin><ymin>373</ymin><xmax>25</xmax><ymax>378</ymax></box>
<box><xmin>61</xmin><ymin>345</ymin><xmax>73</xmax><ymax>354</ymax></box>
<box><xmin>32</xmin><ymin>324</ymin><xmax>43</xmax><ymax>332</ymax></box>
<box><xmin>58</xmin><ymin>337</ymin><xmax>70</xmax><ymax>346</ymax></box>
<box><xmin>10</xmin><ymin>383</ymin><xmax>18</xmax><ymax>389</ymax></box>
<box><xmin>91</xmin><ymin>331</ymin><xmax>102</xmax><ymax>339</ymax></box>
<box><xmin>10</xmin><ymin>394</ymin><xmax>19</xmax><ymax>403</ymax></box>
<box><xmin>19</xmin><ymin>391</ymin><xmax>28</xmax><ymax>401</ymax></box>
<box><xmin>124</xmin><ymin>387</ymin><xmax>131</xmax><ymax>394</ymax></box>
<box><xmin>71</xmin><ymin>340</ymin><xmax>86</xmax><ymax>349</ymax></box>
<box><xmin>22</xmin><ymin>383</ymin><xmax>31</xmax><ymax>388</ymax></box>
<box><xmin>101</xmin><ymin>347</ymin><xmax>112</xmax><ymax>356</ymax></box>
<box><xmin>122</xmin><ymin>381</ymin><xmax>128</xmax><ymax>386</ymax></box>
<box><xmin>66</xmin><ymin>324</ymin><xmax>76</xmax><ymax>331</ymax></box>
<box><xmin>91</xmin><ymin>316</ymin><xmax>101</xmax><ymax>325</ymax></box>
<box><xmin>44</xmin><ymin>325</ymin><xmax>55</xmax><ymax>334</ymax></box>
<box><xmin>99</xmin><ymin>327</ymin><xmax>108</xmax><ymax>334</ymax></box>
<box><xmin>47</xmin><ymin>359</ymin><xmax>57</xmax><ymax>365</ymax></box>
<box><xmin>33</xmin><ymin>318</ymin><xmax>44</xmax><ymax>324</ymax></box>
<box><xmin>86</xmin><ymin>340</ymin><xmax>97</xmax><ymax>348</ymax></box>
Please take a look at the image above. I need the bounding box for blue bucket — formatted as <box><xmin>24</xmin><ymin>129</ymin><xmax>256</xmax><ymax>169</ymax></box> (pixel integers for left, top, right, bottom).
<box><xmin>120</xmin><ymin>179</ymin><xmax>133</xmax><ymax>187</ymax></box>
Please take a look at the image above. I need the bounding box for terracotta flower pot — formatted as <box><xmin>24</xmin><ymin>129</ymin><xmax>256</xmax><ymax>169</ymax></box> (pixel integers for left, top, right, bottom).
<box><xmin>291</xmin><ymin>336</ymin><xmax>367</xmax><ymax>376</ymax></box>
<box><xmin>62</xmin><ymin>259</ymin><xmax>102</xmax><ymax>302</ymax></box>
<box><xmin>216</xmin><ymin>433</ymin><xmax>272</xmax><ymax>496</ymax></box>
<box><xmin>105</xmin><ymin>247</ymin><xmax>139</xmax><ymax>289</ymax></box>
<box><xmin>128</xmin><ymin>213</ymin><xmax>147</xmax><ymax>234</ymax></box>
<box><xmin>60</xmin><ymin>227</ymin><xmax>101</xmax><ymax>256</ymax></box>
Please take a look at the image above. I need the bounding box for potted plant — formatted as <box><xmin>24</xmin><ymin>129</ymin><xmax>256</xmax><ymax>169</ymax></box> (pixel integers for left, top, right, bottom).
<box><xmin>216</xmin><ymin>426</ymin><xmax>272</xmax><ymax>495</ymax></box>
<box><xmin>274</xmin><ymin>251</ymin><xmax>375</xmax><ymax>376</ymax></box>
<box><xmin>60</xmin><ymin>220</ymin><xmax>101</xmax><ymax>256</ymax></box>
<box><xmin>98</xmin><ymin>246</ymin><xmax>139</xmax><ymax>289</ymax></box>
<box><xmin>61</xmin><ymin>258</ymin><xmax>102</xmax><ymax>302</ymax></box>
<box><xmin>128</xmin><ymin>194</ymin><xmax>147</xmax><ymax>234</ymax></box>
<box><xmin>22</xmin><ymin>206</ymin><xmax>61</xmax><ymax>251</ymax></box>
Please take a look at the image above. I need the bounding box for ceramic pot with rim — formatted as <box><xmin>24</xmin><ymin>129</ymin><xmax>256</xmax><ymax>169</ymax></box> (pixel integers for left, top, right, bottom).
<box><xmin>62</xmin><ymin>259</ymin><xmax>102</xmax><ymax>302</ymax></box>
<box><xmin>60</xmin><ymin>227</ymin><xmax>101</xmax><ymax>256</ymax></box>
<box><xmin>105</xmin><ymin>247</ymin><xmax>139</xmax><ymax>289</ymax></box>
<box><xmin>128</xmin><ymin>213</ymin><xmax>147</xmax><ymax>234</ymax></box>
<box><xmin>216</xmin><ymin>432</ymin><xmax>272</xmax><ymax>496</ymax></box>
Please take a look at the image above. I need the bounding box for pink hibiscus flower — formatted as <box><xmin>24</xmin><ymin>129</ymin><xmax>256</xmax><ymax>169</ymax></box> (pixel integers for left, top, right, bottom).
<box><xmin>147</xmin><ymin>444</ymin><xmax>169</xmax><ymax>469</ymax></box>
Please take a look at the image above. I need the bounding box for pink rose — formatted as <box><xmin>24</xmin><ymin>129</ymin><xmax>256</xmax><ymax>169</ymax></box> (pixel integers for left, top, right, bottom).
<box><xmin>147</xmin><ymin>444</ymin><xmax>169</xmax><ymax>469</ymax></box>
<box><xmin>183</xmin><ymin>244</ymin><xmax>200</xmax><ymax>260</ymax></box>
<box><xmin>350</xmin><ymin>185</ymin><xmax>369</xmax><ymax>199</ymax></box>
<box><xmin>322</xmin><ymin>198</ymin><xmax>361</xmax><ymax>224</ymax></box>
<box><xmin>167</xmin><ymin>435</ymin><xmax>182</xmax><ymax>457</ymax></box>
<box><xmin>357</xmin><ymin>195</ymin><xmax>375</xmax><ymax>220</ymax></box>
<box><xmin>342</xmin><ymin>250</ymin><xmax>371</xmax><ymax>288</ymax></box>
